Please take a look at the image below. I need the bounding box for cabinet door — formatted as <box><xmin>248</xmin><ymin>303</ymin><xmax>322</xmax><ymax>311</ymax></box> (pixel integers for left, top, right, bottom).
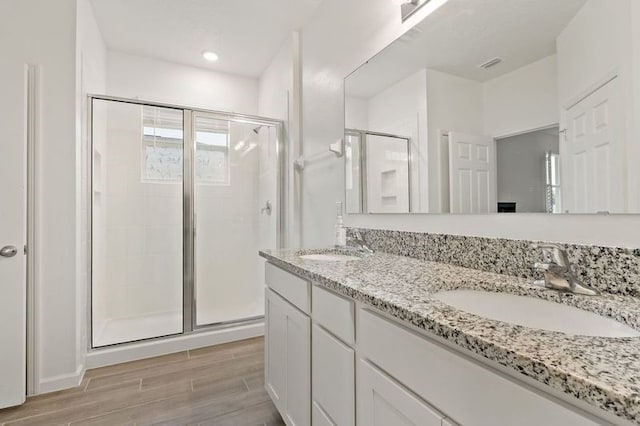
<box><xmin>312</xmin><ymin>324</ymin><xmax>355</xmax><ymax>425</ymax></box>
<box><xmin>313</xmin><ymin>401</ymin><xmax>336</xmax><ymax>426</ymax></box>
<box><xmin>357</xmin><ymin>359</ymin><xmax>443</xmax><ymax>426</ymax></box>
<box><xmin>265</xmin><ymin>288</ymin><xmax>311</xmax><ymax>426</ymax></box>
<box><xmin>265</xmin><ymin>289</ymin><xmax>287</xmax><ymax>414</ymax></box>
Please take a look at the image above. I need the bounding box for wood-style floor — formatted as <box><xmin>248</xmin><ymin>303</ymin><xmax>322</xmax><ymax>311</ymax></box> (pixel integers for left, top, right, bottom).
<box><xmin>0</xmin><ymin>337</ymin><xmax>284</xmax><ymax>426</ymax></box>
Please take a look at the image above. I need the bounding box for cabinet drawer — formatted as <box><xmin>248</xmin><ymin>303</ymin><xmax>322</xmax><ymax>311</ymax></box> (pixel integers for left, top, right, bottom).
<box><xmin>312</xmin><ymin>324</ymin><xmax>355</xmax><ymax>426</ymax></box>
<box><xmin>358</xmin><ymin>309</ymin><xmax>601</xmax><ymax>426</ymax></box>
<box><xmin>312</xmin><ymin>285</ymin><xmax>355</xmax><ymax>344</ymax></box>
<box><xmin>357</xmin><ymin>359</ymin><xmax>443</xmax><ymax>426</ymax></box>
<box><xmin>265</xmin><ymin>263</ymin><xmax>310</xmax><ymax>314</ymax></box>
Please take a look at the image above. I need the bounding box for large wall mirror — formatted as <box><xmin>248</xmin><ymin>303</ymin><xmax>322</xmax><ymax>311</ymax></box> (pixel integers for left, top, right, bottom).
<box><xmin>344</xmin><ymin>0</ymin><xmax>640</xmax><ymax>215</ymax></box>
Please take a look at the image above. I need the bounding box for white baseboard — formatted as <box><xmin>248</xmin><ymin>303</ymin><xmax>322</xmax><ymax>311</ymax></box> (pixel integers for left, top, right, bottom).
<box><xmin>86</xmin><ymin>321</ymin><xmax>265</xmax><ymax>369</ymax></box>
<box><xmin>38</xmin><ymin>364</ymin><xmax>86</xmax><ymax>394</ymax></box>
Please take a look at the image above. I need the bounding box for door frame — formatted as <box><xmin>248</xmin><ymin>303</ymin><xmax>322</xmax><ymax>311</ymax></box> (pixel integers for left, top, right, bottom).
<box><xmin>25</xmin><ymin>65</ymin><xmax>39</xmax><ymax>396</ymax></box>
<box><xmin>87</xmin><ymin>94</ymin><xmax>286</xmax><ymax>349</ymax></box>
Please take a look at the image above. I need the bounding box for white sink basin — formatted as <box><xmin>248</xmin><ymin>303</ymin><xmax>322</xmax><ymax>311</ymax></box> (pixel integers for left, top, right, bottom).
<box><xmin>299</xmin><ymin>253</ymin><xmax>361</xmax><ymax>262</ymax></box>
<box><xmin>434</xmin><ymin>290</ymin><xmax>640</xmax><ymax>338</ymax></box>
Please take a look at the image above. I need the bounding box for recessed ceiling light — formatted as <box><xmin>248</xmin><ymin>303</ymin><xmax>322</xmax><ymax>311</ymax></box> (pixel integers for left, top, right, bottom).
<box><xmin>202</xmin><ymin>51</ymin><xmax>219</xmax><ymax>62</ymax></box>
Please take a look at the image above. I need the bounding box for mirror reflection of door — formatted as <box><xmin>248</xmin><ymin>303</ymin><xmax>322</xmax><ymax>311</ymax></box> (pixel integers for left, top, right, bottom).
<box><xmin>562</xmin><ymin>77</ymin><xmax>624</xmax><ymax>214</ymax></box>
<box><xmin>448</xmin><ymin>132</ymin><xmax>496</xmax><ymax>214</ymax></box>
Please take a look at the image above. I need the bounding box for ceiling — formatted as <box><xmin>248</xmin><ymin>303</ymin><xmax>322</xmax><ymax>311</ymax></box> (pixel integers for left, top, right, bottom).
<box><xmin>90</xmin><ymin>0</ymin><xmax>322</xmax><ymax>78</ymax></box>
<box><xmin>346</xmin><ymin>0</ymin><xmax>587</xmax><ymax>98</ymax></box>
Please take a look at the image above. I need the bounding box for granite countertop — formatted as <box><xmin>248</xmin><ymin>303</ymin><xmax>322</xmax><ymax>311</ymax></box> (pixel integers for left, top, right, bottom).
<box><xmin>260</xmin><ymin>248</ymin><xmax>640</xmax><ymax>424</ymax></box>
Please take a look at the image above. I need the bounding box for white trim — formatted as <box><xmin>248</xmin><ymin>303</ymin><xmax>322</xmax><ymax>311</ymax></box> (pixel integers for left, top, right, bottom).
<box><xmin>38</xmin><ymin>364</ymin><xmax>85</xmax><ymax>394</ymax></box>
<box><xmin>25</xmin><ymin>64</ymin><xmax>40</xmax><ymax>396</ymax></box>
<box><xmin>562</xmin><ymin>70</ymin><xmax>619</xmax><ymax>110</ymax></box>
<box><xmin>493</xmin><ymin>123</ymin><xmax>560</xmax><ymax>141</ymax></box>
<box><xmin>86</xmin><ymin>321</ymin><xmax>264</xmax><ymax>369</ymax></box>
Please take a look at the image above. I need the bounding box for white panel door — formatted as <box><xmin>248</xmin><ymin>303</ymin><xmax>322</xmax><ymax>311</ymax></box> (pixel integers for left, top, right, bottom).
<box><xmin>562</xmin><ymin>78</ymin><xmax>624</xmax><ymax>213</ymax></box>
<box><xmin>448</xmin><ymin>132</ymin><xmax>496</xmax><ymax>213</ymax></box>
<box><xmin>0</xmin><ymin>63</ymin><xmax>27</xmax><ymax>407</ymax></box>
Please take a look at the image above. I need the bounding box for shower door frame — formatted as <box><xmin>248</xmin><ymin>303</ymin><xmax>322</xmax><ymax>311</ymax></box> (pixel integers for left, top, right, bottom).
<box><xmin>88</xmin><ymin>94</ymin><xmax>286</xmax><ymax>349</ymax></box>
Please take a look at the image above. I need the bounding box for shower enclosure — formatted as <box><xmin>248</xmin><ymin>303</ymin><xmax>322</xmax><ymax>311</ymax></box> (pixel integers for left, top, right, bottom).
<box><xmin>90</xmin><ymin>96</ymin><xmax>283</xmax><ymax>348</ymax></box>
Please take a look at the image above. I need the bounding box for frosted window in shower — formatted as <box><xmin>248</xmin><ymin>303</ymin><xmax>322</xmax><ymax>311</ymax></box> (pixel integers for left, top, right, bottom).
<box><xmin>142</xmin><ymin>106</ymin><xmax>184</xmax><ymax>182</ymax></box>
<box><xmin>141</xmin><ymin>107</ymin><xmax>230</xmax><ymax>184</ymax></box>
<box><xmin>195</xmin><ymin>120</ymin><xmax>230</xmax><ymax>185</ymax></box>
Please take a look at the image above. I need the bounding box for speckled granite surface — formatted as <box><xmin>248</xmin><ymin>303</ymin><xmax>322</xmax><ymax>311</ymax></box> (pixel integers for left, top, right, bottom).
<box><xmin>260</xmin><ymin>248</ymin><xmax>640</xmax><ymax>424</ymax></box>
<box><xmin>348</xmin><ymin>228</ymin><xmax>640</xmax><ymax>297</ymax></box>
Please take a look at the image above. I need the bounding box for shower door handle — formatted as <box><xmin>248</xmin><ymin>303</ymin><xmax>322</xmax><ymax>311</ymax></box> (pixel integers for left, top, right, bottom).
<box><xmin>261</xmin><ymin>201</ymin><xmax>272</xmax><ymax>216</ymax></box>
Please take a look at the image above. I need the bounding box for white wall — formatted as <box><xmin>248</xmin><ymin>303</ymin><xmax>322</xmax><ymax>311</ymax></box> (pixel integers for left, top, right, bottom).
<box><xmin>426</xmin><ymin>69</ymin><xmax>484</xmax><ymax>212</ymax></box>
<box><xmin>258</xmin><ymin>33</ymin><xmax>301</xmax><ymax>248</ymax></box>
<box><xmin>107</xmin><ymin>51</ymin><xmax>259</xmax><ymax>115</ymax></box>
<box><xmin>2</xmin><ymin>0</ymin><xmax>84</xmax><ymax>393</ymax></box>
<box><xmin>300</xmin><ymin>0</ymin><xmax>640</xmax><ymax>248</ymax></box>
<box><xmin>259</xmin><ymin>36</ymin><xmax>293</xmax><ymax>121</ymax></box>
<box><xmin>557</xmin><ymin>1</ymin><xmax>631</xmax><ymax>107</ymax></box>
<box><xmin>483</xmin><ymin>55</ymin><xmax>559</xmax><ymax>138</ymax></box>
<box><xmin>345</xmin><ymin>97</ymin><xmax>369</xmax><ymax>130</ymax></box>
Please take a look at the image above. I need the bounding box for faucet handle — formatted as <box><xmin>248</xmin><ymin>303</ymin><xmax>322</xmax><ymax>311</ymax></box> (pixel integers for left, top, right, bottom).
<box><xmin>532</xmin><ymin>243</ymin><xmax>570</xmax><ymax>268</ymax></box>
<box><xmin>533</xmin><ymin>262</ymin><xmax>550</xmax><ymax>271</ymax></box>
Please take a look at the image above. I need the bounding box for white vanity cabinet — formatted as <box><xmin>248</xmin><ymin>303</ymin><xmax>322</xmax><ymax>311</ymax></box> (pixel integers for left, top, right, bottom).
<box><xmin>265</xmin><ymin>264</ymin><xmax>311</xmax><ymax>426</ymax></box>
<box><xmin>311</xmin><ymin>285</ymin><xmax>356</xmax><ymax>426</ymax></box>
<box><xmin>357</xmin><ymin>308</ymin><xmax>601</xmax><ymax>426</ymax></box>
<box><xmin>264</xmin><ymin>263</ymin><xmax>616</xmax><ymax>426</ymax></box>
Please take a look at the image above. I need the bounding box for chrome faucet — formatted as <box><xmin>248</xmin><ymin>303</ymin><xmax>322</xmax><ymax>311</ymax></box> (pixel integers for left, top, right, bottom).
<box><xmin>532</xmin><ymin>243</ymin><xmax>599</xmax><ymax>296</ymax></box>
<box><xmin>347</xmin><ymin>230</ymin><xmax>374</xmax><ymax>254</ymax></box>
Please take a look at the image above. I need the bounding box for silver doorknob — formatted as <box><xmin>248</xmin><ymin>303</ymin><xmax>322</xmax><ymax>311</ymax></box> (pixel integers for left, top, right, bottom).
<box><xmin>0</xmin><ymin>246</ymin><xmax>18</xmax><ymax>258</ymax></box>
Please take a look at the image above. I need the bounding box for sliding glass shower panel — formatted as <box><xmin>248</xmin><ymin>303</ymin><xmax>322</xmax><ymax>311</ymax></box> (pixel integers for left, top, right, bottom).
<box><xmin>194</xmin><ymin>114</ymin><xmax>277</xmax><ymax>326</ymax></box>
<box><xmin>92</xmin><ymin>100</ymin><xmax>183</xmax><ymax>347</ymax></box>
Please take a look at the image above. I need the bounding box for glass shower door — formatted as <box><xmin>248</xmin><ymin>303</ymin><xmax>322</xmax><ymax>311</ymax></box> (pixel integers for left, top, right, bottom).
<box><xmin>91</xmin><ymin>99</ymin><xmax>184</xmax><ymax>347</ymax></box>
<box><xmin>193</xmin><ymin>113</ymin><xmax>278</xmax><ymax>326</ymax></box>
<box><xmin>91</xmin><ymin>97</ymin><xmax>283</xmax><ymax>347</ymax></box>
